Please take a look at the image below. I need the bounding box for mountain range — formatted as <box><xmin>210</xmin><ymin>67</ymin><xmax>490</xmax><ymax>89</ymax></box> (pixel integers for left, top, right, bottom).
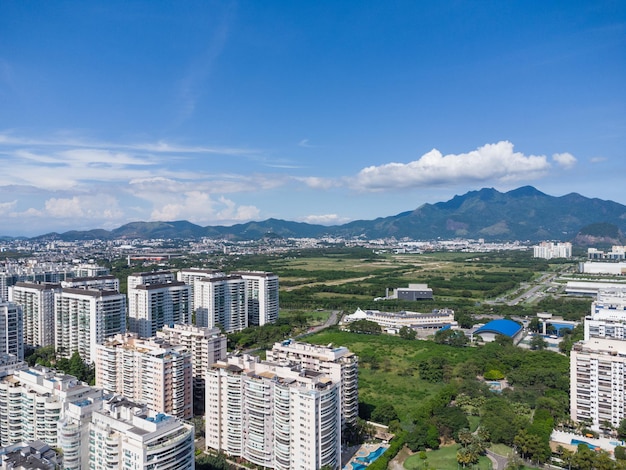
<box><xmin>22</xmin><ymin>186</ymin><xmax>626</xmax><ymax>243</ymax></box>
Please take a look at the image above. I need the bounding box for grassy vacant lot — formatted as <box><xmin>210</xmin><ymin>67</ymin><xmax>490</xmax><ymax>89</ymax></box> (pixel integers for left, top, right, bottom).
<box><xmin>305</xmin><ymin>329</ymin><xmax>475</xmax><ymax>419</ymax></box>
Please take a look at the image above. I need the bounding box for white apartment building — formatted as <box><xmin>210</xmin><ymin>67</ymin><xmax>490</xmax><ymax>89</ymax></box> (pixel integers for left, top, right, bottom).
<box><xmin>533</xmin><ymin>241</ymin><xmax>572</xmax><ymax>259</ymax></box>
<box><xmin>0</xmin><ymin>367</ymin><xmax>101</xmax><ymax>448</ymax></box>
<box><xmin>57</xmin><ymin>395</ymin><xmax>105</xmax><ymax>470</ymax></box>
<box><xmin>128</xmin><ymin>272</ymin><xmax>191</xmax><ymax>338</ymax></box>
<box><xmin>95</xmin><ymin>333</ymin><xmax>193</xmax><ymax>419</ymax></box>
<box><xmin>55</xmin><ymin>288</ymin><xmax>126</xmax><ymax>363</ymax></box>
<box><xmin>9</xmin><ymin>282</ymin><xmax>60</xmax><ymax>348</ymax></box>
<box><xmin>156</xmin><ymin>324</ymin><xmax>226</xmax><ymax>408</ymax></box>
<box><xmin>72</xmin><ymin>264</ymin><xmax>109</xmax><ymax>278</ymax></box>
<box><xmin>266</xmin><ymin>339</ymin><xmax>359</xmax><ymax>426</ymax></box>
<box><xmin>194</xmin><ymin>275</ymin><xmax>246</xmax><ymax>332</ymax></box>
<box><xmin>176</xmin><ymin>268</ymin><xmax>224</xmax><ymax>315</ymax></box>
<box><xmin>233</xmin><ymin>271</ymin><xmax>279</xmax><ymax>326</ymax></box>
<box><xmin>127</xmin><ymin>271</ymin><xmax>175</xmax><ymax>291</ymax></box>
<box><xmin>61</xmin><ymin>276</ymin><xmax>120</xmax><ymax>291</ymax></box>
<box><xmin>585</xmin><ymin>287</ymin><xmax>626</xmax><ymax>341</ymax></box>
<box><xmin>0</xmin><ymin>303</ymin><xmax>23</xmax><ymax>361</ymax></box>
<box><xmin>206</xmin><ymin>355</ymin><xmax>341</xmax><ymax>470</ymax></box>
<box><xmin>571</xmin><ymin>338</ymin><xmax>626</xmax><ymax>430</ymax></box>
<box><xmin>89</xmin><ymin>396</ymin><xmax>195</xmax><ymax>470</ymax></box>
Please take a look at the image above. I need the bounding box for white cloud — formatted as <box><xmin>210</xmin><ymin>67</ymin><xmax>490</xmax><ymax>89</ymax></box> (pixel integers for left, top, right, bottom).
<box><xmin>0</xmin><ymin>200</ymin><xmax>16</xmax><ymax>214</ymax></box>
<box><xmin>44</xmin><ymin>195</ymin><xmax>122</xmax><ymax>219</ymax></box>
<box><xmin>351</xmin><ymin>141</ymin><xmax>552</xmax><ymax>191</ymax></box>
<box><xmin>300</xmin><ymin>214</ymin><xmax>349</xmax><ymax>225</ymax></box>
<box><xmin>590</xmin><ymin>156</ymin><xmax>607</xmax><ymax>164</ymax></box>
<box><xmin>294</xmin><ymin>176</ymin><xmax>337</xmax><ymax>190</ymax></box>
<box><xmin>150</xmin><ymin>191</ymin><xmax>259</xmax><ymax>224</ymax></box>
<box><xmin>552</xmin><ymin>152</ymin><xmax>577</xmax><ymax>169</ymax></box>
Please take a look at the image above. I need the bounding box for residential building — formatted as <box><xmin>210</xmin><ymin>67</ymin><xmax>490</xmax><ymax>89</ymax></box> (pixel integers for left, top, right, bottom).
<box><xmin>72</xmin><ymin>264</ymin><xmax>110</xmax><ymax>278</ymax></box>
<box><xmin>61</xmin><ymin>276</ymin><xmax>120</xmax><ymax>291</ymax></box>
<box><xmin>585</xmin><ymin>287</ymin><xmax>626</xmax><ymax>341</ymax></box>
<box><xmin>9</xmin><ymin>283</ymin><xmax>60</xmax><ymax>348</ymax></box>
<box><xmin>0</xmin><ymin>303</ymin><xmax>23</xmax><ymax>361</ymax></box>
<box><xmin>89</xmin><ymin>396</ymin><xmax>194</xmax><ymax>470</ymax></box>
<box><xmin>128</xmin><ymin>272</ymin><xmax>191</xmax><ymax>338</ymax></box>
<box><xmin>176</xmin><ymin>268</ymin><xmax>224</xmax><ymax>316</ymax></box>
<box><xmin>232</xmin><ymin>271</ymin><xmax>279</xmax><ymax>326</ymax></box>
<box><xmin>206</xmin><ymin>355</ymin><xmax>341</xmax><ymax>470</ymax></box>
<box><xmin>194</xmin><ymin>275</ymin><xmax>246</xmax><ymax>332</ymax></box>
<box><xmin>54</xmin><ymin>288</ymin><xmax>126</xmax><ymax>363</ymax></box>
<box><xmin>570</xmin><ymin>338</ymin><xmax>626</xmax><ymax>431</ymax></box>
<box><xmin>95</xmin><ymin>333</ymin><xmax>193</xmax><ymax>419</ymax></box>
<box><xmin>156</xmin><ymin>325</ymin><xmax>226</xmax><ymax>409</ymax></box>
<box><xmin>533</xmin><ymin>241</ymin><xmax>572</xmax><ymax>259</ymax></box>
<box><xmin>266</xmin><ymin>339</ymin><xmax>359</xmax><ymax>426</ymax></box>
<box><xmin>0</xmin><ymin>367</ymin><xmax>101</xmax><ymax>447</ymax></box>
<box><xmin>0</xmin><ymin>441</ymin><xmax>59</xmax><ymax>470</ymax></box>
<box><xmin>57</xmin><ymin>396</ymin><xmax>104</xmax><ymax>470</ymax></box>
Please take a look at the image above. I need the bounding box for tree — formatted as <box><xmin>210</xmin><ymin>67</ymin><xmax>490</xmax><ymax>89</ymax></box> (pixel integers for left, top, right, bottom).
<box><xmin>406</xmin><ymin>422</ymin><xmax>440</xmax><ymax>451</ymax></box>
<box><xmin>434</xmin><ymin>328</ymin><xmax>468</xmax><ymax>347</ymax></box>
<box><xmin>618</xmin><ymin>419</ymin><xmax>626</xmax><ymax>440</ymax></box>
<box><xmin>530</xmin><ymin>334</ymin><xmax>547</xmax><ymax>351</ymax></box>
<box><xmin>347</xmin><ymin>319</ymin><xmax>381</xmax><ymax>335</ymax></box>
<box><xmin>371</xmin><ymin>404</ymin><xmax>399</xmax><ymax>426</ymax></box>
<box><xmin>615</xmin><ymin>446</ymin><xmax>626</xmax><ymax>461</ymax></box>
<box><xmin>399</xmin><ymin>326</ymin><xmax>417</xmax><ymax>340</ymax></box>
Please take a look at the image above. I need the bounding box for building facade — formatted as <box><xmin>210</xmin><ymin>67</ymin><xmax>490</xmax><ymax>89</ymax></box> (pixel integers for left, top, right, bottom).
<box><xmin>55</xmin><ymin>288</ymin><xmax>126</xmax><ymax>363</ymax></box>
<box><xmin>232</xmin><ymin>271</ymin><xmax>279</xmax><ymax>326</ymax></box>
<box><xmin>0</xmin><ymin>367</ymin><xmax>101</xmax><ymax>448</ymax></box>
<box><xmin>128</xmin><ymin>272</ymin><xmax>191</xmax><ymax>338</ymax></box>
<box><xmin>194</xmin><ymin>275</ymin><xmax>247</xmax><ymax>332</ymax></box>
<box><xmin>95</xmin><ymin>333</ymin><xmax>193</xmax><ymax>419</ymax></box>
<box><xmin>533</xmin><ymin>241</ymin><xmax>572</xmax><ymax>259</ymax></box>
<box><xmin>0</xmin><ymin>303</ymin><xmax>23</xmax><ymax>361</ymax></box>
<box><xmin>206</xmin><ymin>355</ymin><xmax>341</xmax><ymax>470</ymax></box>
<box><xmin>89</xmin><ymin>396</ymin><xmax>195</xmax><ymax>470</ymax></box>
<box><xmin>571</xmin><ymin>338</ymin><xmax>626</xmax><ymax>431</ymax></box>
<box><xmin>156</xmin><ymin>324</ymin><xmax>226</xmax><ymax>409</ymax></box>
<box><xmin>266</xmin><ymin>339</ymin><xmax>359</xmax><ymax>426</ymax></box>
<box><xmin>9</xmin><ymin>282</ymin><xmax>60</xmax><ymax>348</ymax></box>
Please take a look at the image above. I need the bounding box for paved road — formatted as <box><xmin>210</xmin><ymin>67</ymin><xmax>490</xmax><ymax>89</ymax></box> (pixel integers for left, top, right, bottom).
<box><xmin>486</xmin><ymin>449</ymin><xmax>509</xmax><ymax>470</ymax></box>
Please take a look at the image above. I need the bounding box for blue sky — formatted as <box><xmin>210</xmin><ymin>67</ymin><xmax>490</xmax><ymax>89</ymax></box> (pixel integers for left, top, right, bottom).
<box><xmin>0</xmin><ymin>1</ymin><xmax>624</xmax><ymax>236</ymax></box>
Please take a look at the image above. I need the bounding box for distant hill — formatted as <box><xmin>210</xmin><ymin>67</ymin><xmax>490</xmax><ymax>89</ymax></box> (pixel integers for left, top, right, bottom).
<box><xmin>25</xmin><ymin>186</ymin><xmax>626</xmax><ymax>242</ymax></box>
<box><xmin>572</xmin><ymin>223</ymin><xmax>626</xmax><ymax>248</ymax></box>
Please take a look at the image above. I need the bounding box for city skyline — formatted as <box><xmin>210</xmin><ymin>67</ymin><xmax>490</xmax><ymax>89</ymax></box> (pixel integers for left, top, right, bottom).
<box><xmin>0</xmin><ymin>1</ymin><xmax>624</xmax><ymax>236</ymax></box>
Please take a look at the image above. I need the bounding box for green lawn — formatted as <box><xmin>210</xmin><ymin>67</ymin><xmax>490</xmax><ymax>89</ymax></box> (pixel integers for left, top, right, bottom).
<box><xmin>403</xmin><ymin>445</ymin><xmax>492</xmax><ymax>470</ymax></box>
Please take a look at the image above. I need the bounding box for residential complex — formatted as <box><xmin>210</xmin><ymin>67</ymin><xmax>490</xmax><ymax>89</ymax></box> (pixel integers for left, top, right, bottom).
<box><xmin>193</xmin><ymin>275</ymin><xmax>247</xmax><ymax>332</ymax></box>
<box><xmin>55</xmin><ymin>288</ymin><xmax>126</xmax><ymax>363</ymax></box>
<box><xmin>533</xmin><ymin>241</ymin><xmax>572</xmax><ymax>259</ymax></box>
<box><xmin>156</xmin><ymin>324</ymin><xmax>227</xmax><ymax>408</ymax></box>
<box><xmin>9</xmin><ymin>282</ymin><xmax>60</xmax><ymax>348</ymax></box>
<box><xmin>0</xmin><ymin>367</ymin><xmax>101</xmax><ymax>447</ymax></box>
<box><xmin>176</xmin><ymin>268</ymin><xmax>224</xmax><ymax>315</ymax></box>
<box><xmin>95</xmin><ymin>333</ymin><xmax>193</xmax><ymax>419</ymax></box>
<box><xmin>0</xmin><ymin>302</ymin><xmax>24</xmax><ymax>362</ymax></box>
<box><xmin>570</xmin><ymin>338</ymin><xmax>626</xmax><ymax>430</ymax></box>
<box><xmin>206</xmin><ymin>355</ymin><xmax>341</xmax><ymax>470</ymax></box>
<box><xmin>88</xmin><ymin>396</ymin><xmax>195</xmax><ymax>470</ymax></box>
<box><xmin>232</xmin><ymin>271</ymin><xmax>279</xmax><ymax>326</ymax></box>
<box><xmin>128</xmin><ymin>271</ymin><xmax>191</xmax><ymax>338</ymax></box>
<box><xmin>266</xmin><ymin>339</ymin><xmax>359</xmax><ymax>426</ymax></box>
<box><xmin>571</xmin><ymin>287</ymin><xmax>626</xmax><ymax>430</ymax></box>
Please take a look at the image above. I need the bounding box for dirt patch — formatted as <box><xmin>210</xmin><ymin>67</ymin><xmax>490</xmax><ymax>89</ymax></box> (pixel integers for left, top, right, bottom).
<box><xmin>388</xmin><ymin>445</ymin><xmax>414</xmax><ymax>470</ymax></box>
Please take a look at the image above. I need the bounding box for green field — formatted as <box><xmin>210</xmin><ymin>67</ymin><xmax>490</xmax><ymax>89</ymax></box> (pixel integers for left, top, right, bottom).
<box><xmin>305</xmin><ymin>329</ymin><xmax>476</xmax><ymax>419</ymax></box>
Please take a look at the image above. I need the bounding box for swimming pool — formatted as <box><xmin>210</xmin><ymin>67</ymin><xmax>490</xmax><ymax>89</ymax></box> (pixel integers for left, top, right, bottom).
<box><xmin>351</xmin><ymin>462</ymin><xmax>367</xmax><ymax>470</ymax></box>
<box><xmin>571</xmin><ymin>439</ymin><xmax>599</xmax><ymax>450</ymax></box>
<box><xmin>357</xmin><ymin>446</ymin><xmax>387</xmax><ymax>464</ymax></box>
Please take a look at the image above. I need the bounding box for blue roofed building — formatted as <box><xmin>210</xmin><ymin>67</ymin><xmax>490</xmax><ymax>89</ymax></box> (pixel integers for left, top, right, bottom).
<box><xmin>473</xmin><ymin>319</ymin><xmax>523</xmax><ymax>343</ymax></box>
